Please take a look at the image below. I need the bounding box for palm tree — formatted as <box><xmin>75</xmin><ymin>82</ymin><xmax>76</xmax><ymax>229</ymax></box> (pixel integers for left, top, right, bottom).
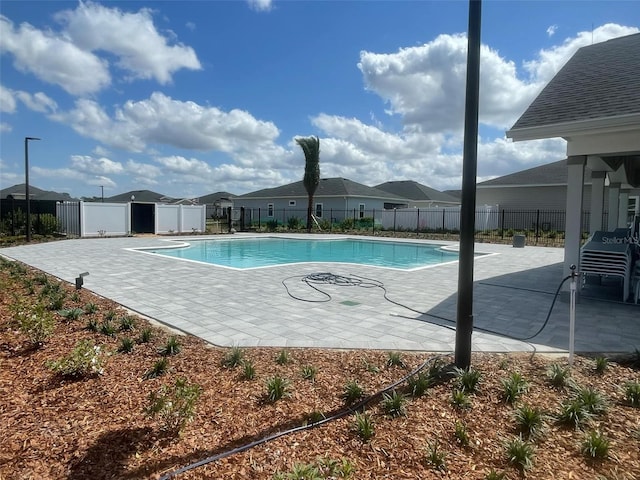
<box><xmin>295</xmin><ymin>136</ymin><xmax>320</xmax><ymax>232</ymax></box>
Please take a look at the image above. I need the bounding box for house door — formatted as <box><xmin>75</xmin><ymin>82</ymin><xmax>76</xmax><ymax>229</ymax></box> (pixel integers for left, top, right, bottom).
<box><xmin>131</xmin><ymin>203</ymin><xmax>155</xmax><ymax>234</ymax></box>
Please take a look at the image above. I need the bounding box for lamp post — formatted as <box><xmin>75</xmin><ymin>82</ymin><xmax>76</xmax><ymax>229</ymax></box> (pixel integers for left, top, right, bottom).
<box><xmin>100</xmin><ymin>185</ymin><xmax>104</xmax><ymax>202</ymax></box>
<box><xmin>25</xmin><ymin>136</ymin><xmax>41</xmax><ymax>242</ymax></box>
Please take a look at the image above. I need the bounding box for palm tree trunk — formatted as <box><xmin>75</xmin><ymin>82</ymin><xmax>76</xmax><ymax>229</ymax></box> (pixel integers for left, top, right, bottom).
<box><xmin>307</xmin><ymin>194</ymin><xmax>314</xmax><ymax>232</ymax></box>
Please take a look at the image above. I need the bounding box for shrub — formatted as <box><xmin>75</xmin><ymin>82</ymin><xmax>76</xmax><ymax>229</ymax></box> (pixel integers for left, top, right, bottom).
<box><xmin>484</xmin><ymin>469</ymin><xmax>507</xmax><ymax>480</ymax></box>
<box><xmin>287</xmin><ymin>217</ymin><xmax>303</xmax><ymax>230</ymax></box>
<box><xmin>454</xmin><ymin>420</ymin><xmax>470</xmax><ymax>447</ymax></box>
<box><xmin>138</xmin><ymin>327</ymin><xmax>153</xmax><ymax>343</ymax></box>
<box><xmin>266</xmin><ymin>375</ymin><xmax>291</xmax><ymax>402</ymax></box>
<box><xmin>47</xmin><ymin>340</ymin><xmax>104</xmax><ymax>378</ymax></box>
<box><xmin>145</xmin><ymin>377</ymin><xmax>202</xmax><ymax>434</ymax></box>
<box><xmin>85</xmin><ymin>317</ymin><xmax>99</xmax><ymax>332</ymax></box>
<box><xmin>451</xmin><ymin>389</ymin><xmax>471</xmax><ymax>409</ymax></box>
<box><xmin>84</xmin><ymin>302</ymin><xmax>98</xmax><ymax>314</ymax></box>
<box><xmin>354</xmin><ymin>411</ymin><xmax>374</xmax><ymax>441</ymax></box>
<box><xmin>99</xmin><ymin>319</ymin><xmax>116</xmax><ymax>336</ymax></box>
<box><xmin>573</xmin><ymin>385</ymin><xmax>608</xmax><ymax>415</ymax></box>
<box><xmin>546</xmin><ymin>363</ymin><xmax>571</xmax><ymax>388</ymax></box>
<box><xmin>342</xmin><ymin>380</ymin><xmax>364</xmax><ymax>405</ymax></box>
<box><xmin>504</xmin><ymin>435</ymin><xmax>535</xmax><ymax>471</ymax></box>
<box><xmin>144</xmin><ymin>357</ymin><xmax>169</xmax><ymax>379</ymax></box>
<box><xmin>514</xmin><ymin>404</ymin><xmax>545</xmax><ymax>440</ymax></box>
<box><xmin>425</xmin><ymin>440</ymin><xmax>446</xmax><ymax>471</ymax></box>
<box><xmin>501</xmin><ymin>372</ymin><xmax>529</xmax><ymax>404</ymax></box>
<box><xmin>380</xmin><ymin>390</ymin><xmax>407</xmax><ymax>418</ymax></box>
<box><xmin>160</xmin><ymin>336</ymin><xmax>181</xmax><ymax>356</ymax></box>
<box><xmin>119</xmin><ymin>315</ymin><xmax>136</xmax><ymax>331</ymax></box>
<box><xmin>275</xmin><ymin>349</ymin><xmax>291</xmax><ymax>365</ymax></box>
<box><xmin>386</xmin><ymin>351</ymin><xmax>406</xmax><ymax>368</ymax></box>
<box><xmin>118</xmin><ymin>337</ymin><xmax>135</xmax><ymax>353</ymax></box>
<box><xmin>623</xmin><ymin>380</ymin><xmax>640</xmax><ymax>407</ymax></box>
<box><xmin>454</xmin><ymin>366</ymin><xmax>481</xmax><ymax>393</ymax></box>
<box><xmin>407</xmin><ymin>371</ymin><xmax>434</xmax><ymax>397</ymax></box>
<box><xmin>556</xmin><ymin>398</ymin><xmax>592</xmax><ymax>429</ymax></box>
<box><xmin>301</xmin><ymin>365</ymin><xmax>317</xmax><ymax>381</ymax></box>
<box><xmin>594</xmin><ymin>356</ymin><xmax>608</xmax><ymax>374</ymax></box>
<box><xmin>58</xmin><ymin>307</ymin><xmax>84</xmax><ymax>322</ymax></box>
<box><xmin>17</xmin><ymin>303</ymin><xmax>55</xmax><ymax>346</ymax></box>
<box><xmin>222</xmin><ymin>346</ymin><xmax>245</xmax><ymax>368</ymax></box>
<box><xmin>241</xmin><ymin>359</ymin><xmax>256</xmax><ymax>380</ymax></box>
<box><xmin>581</xmin><ymin>430</ymin><xmax>610</xmax><ymax>460</ymax></box>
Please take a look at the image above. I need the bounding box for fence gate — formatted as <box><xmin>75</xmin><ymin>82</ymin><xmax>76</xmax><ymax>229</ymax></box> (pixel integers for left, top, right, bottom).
<box><xmin>56</xmin><ymin>201</ymin><xmax>81</xmax><ymax>238</ymax></box>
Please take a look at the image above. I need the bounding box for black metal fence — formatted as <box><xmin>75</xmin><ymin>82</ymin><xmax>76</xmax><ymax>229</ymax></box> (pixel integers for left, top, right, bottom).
<box><xmin>228</xmin><ymin>207</ymin><xmax>605</xmax><ymax>246</ymax></box>
<box><xmin>0</xmin><ymin>198</ymin><xmax>60</xmax><ymax>237</ymax></box>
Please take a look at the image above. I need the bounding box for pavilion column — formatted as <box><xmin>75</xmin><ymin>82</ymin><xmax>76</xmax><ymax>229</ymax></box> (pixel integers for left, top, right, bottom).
<box><xmin>589</xmin><ymin>171</ymin><xmax>606</xmax><ymax>234</ymax></box>
<box><xmin>564</xmin><ymin>156</ymin><xmax>586</xmax><ymax>278</ymax></box>
<box><xmin>618</xmin><ymin>190</ymin><xmax>630</xmax><ymax>228</ymax></box>
<box><xmin>607</xmin><ymin>182</ymin><xmax>621</xmax><ymax>231</ymax></box>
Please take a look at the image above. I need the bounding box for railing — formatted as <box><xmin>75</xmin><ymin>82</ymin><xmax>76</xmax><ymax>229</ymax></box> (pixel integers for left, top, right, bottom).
<box><xmin>227</xmin><ymin>207</ymin><xmax>605</xmax><ymax>246</ymax></box>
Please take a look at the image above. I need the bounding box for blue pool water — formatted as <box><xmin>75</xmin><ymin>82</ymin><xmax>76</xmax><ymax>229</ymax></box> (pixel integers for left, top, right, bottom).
<box><xmin>141</xmin><ymin>237</ymin><xmax>460</xmax><ymax>270</ymax></box>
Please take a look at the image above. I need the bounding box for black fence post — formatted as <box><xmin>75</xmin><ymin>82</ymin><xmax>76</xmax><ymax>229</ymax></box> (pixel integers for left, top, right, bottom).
<box><xmin>393</xmin><ymin>209</ymin><xmax>397</xmax><ymax>233</ymax></box>
<box><xmin>535</xmin><ymin>209</ymin><xmax>540</xmax><ymax>244</ymax></box>
<box><xmin>442</xmin><ymin>209</ymin><xmax>446</xmax><ymax>232</ymax></box>
<box><xmin>500</xmin><ymin>210</ymin><xmax>505</xmax><ymax>239</ymax></box>
<box><xmin>372</xmin><ymin>209</ymin><xmax>375</xmax><ymax>234</ymax></box>
<box><xmin>416</xmin><ymin>208</ymin><xmax>420</xmax><ymax>236</ymax></box>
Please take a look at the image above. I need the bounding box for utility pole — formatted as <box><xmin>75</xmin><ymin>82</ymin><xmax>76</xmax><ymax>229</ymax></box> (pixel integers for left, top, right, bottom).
<box><xmin>455</xmin><ymin>0</ymin><xmax>482</xmax><ymax>369</ymax></box>
<box><xmin>25</xmin><ymin>137</ymin><xmax>41</xmax><ymax>242</ymax></box>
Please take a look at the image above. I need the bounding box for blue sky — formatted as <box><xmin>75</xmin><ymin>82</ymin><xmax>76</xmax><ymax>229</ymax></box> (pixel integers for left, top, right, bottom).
<box><xmin>1</xmin><ymin>1</ymin><xmax>638</xmax><ymax>200</ymax></box>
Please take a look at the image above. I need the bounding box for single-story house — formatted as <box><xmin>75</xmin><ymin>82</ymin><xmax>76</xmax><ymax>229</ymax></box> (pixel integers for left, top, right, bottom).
<box><xmin>198</xmin><ymin>191</ymin><xmax>236</xmax><ymax>219</ymax></box>
<box><xmin>506</xmin><ymin>32</ymin><xmax>640</xmax><ymax>279</ymax></box>
<box><xmin>235</xmin><ymin>177</ymin><xmax>408</xmax><ymax>224</ymax></box>
<box><xmin>374</xmin><ymin>180</ymin><xmax>461</xmax><ymax>208</ymax></box>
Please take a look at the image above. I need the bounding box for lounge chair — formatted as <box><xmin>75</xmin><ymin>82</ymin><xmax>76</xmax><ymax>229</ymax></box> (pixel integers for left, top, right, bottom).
<box><xmin>580</xmin><ymin>231</ymin><xmax>633</xmax><ymax>301</ymax></box>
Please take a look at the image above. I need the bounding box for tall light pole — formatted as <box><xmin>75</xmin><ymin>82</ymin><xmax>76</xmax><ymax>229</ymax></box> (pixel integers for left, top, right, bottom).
<box><xmin>25</xmin><ymin>136</ymin><xmax>41</xmax><ymax>242</ymax></box>
<box><xmin>100</xmin><ymin>185</ymin><xmax>104</xmax><ymax>202</ymax></box>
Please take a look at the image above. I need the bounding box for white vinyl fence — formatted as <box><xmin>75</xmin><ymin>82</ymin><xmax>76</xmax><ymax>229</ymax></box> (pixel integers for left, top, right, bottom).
<box><xmin>57</xmin><ymin>201</ymin><xmax>206</xmax><ymax>238</ymax></box>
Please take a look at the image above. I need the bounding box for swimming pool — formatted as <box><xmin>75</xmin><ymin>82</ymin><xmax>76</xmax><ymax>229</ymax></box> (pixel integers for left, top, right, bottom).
<box><xmin>139</xmin><ymin>237</ymin><xmax>462</xmax><ymax>270</ymax></box>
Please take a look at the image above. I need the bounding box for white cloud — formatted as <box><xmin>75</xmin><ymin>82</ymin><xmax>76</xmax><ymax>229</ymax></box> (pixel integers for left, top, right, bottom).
<box><xmin>0</xmin><ymin>15</ymin><xmax>111</xmax><ymax>95</ymax></box>
<box><xmin>70</xmin><ymin>155</ymin><xmax>124</xmax><ymax>175</ymax></box>
<box><xmin>55</xmin><ymin>1</ymin><xmax>201</xmax><ymax>84</ymax></box>
<box><xmin>248</xmin><ymin>0</ymin><xmax>273</xmax><ymax>12</ymax></box>
<box><xmin>52</xmin><ymin>92</ymin><xmax>284</xmax><ymax>161</ymax></box>
<box><xmin>15</xmin><ymin>91</ymin><xmax>57</xmax><ymax>113</ymax></box>
<box><xmin>0</xmin><ymin>123</ymin><xmax>11</xmax><ymax>133</ymax></box>
<box><xmin>0</xmin><ymin>84</ymin><xmax>17</xmax><ymax>113</ymax></box>
<box><xmin>524</xmin><ymin>23</ymin><xmax>639</xmax><ymax>84</ymax></box>
<box><xmin>546</xmin><ymin>25</ymin><xmax>558</xmax><ymax>37</ymax></box>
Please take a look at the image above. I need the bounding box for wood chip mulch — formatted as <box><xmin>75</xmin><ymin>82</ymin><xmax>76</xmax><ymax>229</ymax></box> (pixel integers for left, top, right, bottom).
<box><xmin>0</xmin><ymin>260</ymin><xmax>638</xmax><ymax>480</ymax></box>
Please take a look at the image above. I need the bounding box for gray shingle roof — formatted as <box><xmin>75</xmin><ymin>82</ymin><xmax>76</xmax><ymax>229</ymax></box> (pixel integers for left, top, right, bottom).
<box><xmin>0</xmin><ymin>184</ymin><xmax>77</xmax><ymax>201</ymax></box>
<box><xmin>105</xmin><ymin>190</ymin><xmax>174</xmax><ymax>203</ymax></box>
<box><xmin>239</xmin><ymin>177</ymin><xmax>406</xmax><ymax>201</ymax></box>
<box><xmin>198</xmin><ymin>192</ymin><xmax>236</xmax><ymax>204</ymax></box>
<box><xmin>510</xmin><ymin>33</ymin><xmax>640</xmax><ymax>130</ymax></box>
<box><xmin>374</xmin><ymin>180</ymin><xmax>460</xmax><ymax>203</ymax></box>
<box><xmin>477</xmin><ymin>159</ymin><xmax>593</xmax><ymax>187</ymax></box>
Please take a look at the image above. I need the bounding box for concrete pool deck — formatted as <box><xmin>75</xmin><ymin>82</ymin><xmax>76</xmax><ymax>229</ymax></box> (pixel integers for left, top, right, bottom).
<box><xmin>1</xmin><ymin>234</ymin><xmax>639</xmax><ymax>354</ymax></box>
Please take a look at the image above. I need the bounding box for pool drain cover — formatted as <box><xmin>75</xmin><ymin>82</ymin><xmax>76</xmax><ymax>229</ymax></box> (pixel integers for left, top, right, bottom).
<box><xmin>340</xmin><ymin>300</ymin><xmax>360</xmax><ymax>306</ymax></box>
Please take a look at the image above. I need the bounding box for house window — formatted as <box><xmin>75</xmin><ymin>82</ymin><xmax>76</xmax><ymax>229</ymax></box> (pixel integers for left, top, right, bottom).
<box><xmin>359</xmin><ymin>203</ymin><xmax>365</xmax><ymax>219</ymax></box>
<box><xmin>267</xmin><ymin>203</ymin><xmax>274</xmax><ymax>217</ymax></box>
<box><xmin>289</xmin><ymin>200</ymin><xmax>296</xmax><ymax>207</ymax></box>
<box><xmin>315</xmin><ymin>203</ymin><xmax>323</xmax><ymax>218</ymax></box>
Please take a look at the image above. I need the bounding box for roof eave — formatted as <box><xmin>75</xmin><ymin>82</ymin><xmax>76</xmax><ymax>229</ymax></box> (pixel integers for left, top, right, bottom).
<box><xmin>506</xmin><ymin>113</ymin><xmax>640</xmax><ymax>142</ymax></box>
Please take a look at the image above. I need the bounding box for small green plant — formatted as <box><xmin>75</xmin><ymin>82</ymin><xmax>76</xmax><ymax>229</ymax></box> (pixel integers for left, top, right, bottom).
<box><xmin>514</xmin><ymin>404</ymin><xmax>545</xmax><ymax>440</ymax></box>
<box><xmin>546</xmin><ymin>363</ymin><xmax>571</xmax><ymax>388</ymax></box>
<box><xmin>58</xmin><ymin>307</ymin><xmax>84</xmax><ymax>322</ymax></box>
<box><xmin>86</xmin><ymin>317</ymin><xmax>99</xmax><ymax>332</ymax></box>
<box><xmin>425</xmin><ymin>439</ymin><xmax>446</xmax><ymax>471</ymax></box>
<box><xmin>581</xmin><ymin>430</ymin><xmax>610</xmax><ymax>460</ymax></box>
<box><xmin>484</xmin><ymin>469</ymin><xmax>506</xmax><ymax>480</ymax></box>
<box><xmin>145</xmin><ymin>377</ymin><xmax>202</xmax><ymax>434</ymax></box>
<box><xmin>138</xmin><ymin>327</ymin><xmax>153</xmax><ymax>343</ymax></box>
<box><xmin>501</xmin><ymin>371</ymin><xmax>529</xmax><ymax>404</ymax></box>
<box><xmin>451</xmin><ymin>388</ymin><xmax>471</xmax><ymax>409</ymax></box>
<box><xmin>301</xmin><ymin>365</ymin><xmax>317</xmax><ymax>381</ymax></box>
<box><xmin>380</xmin><ymin>390</ymin><xmax>407</xmax><ymax>417</ymax></box>
<box><xmin>70</xmin><ymin>292</ymin><xmax>80</xmax><ymax>302</ymax></box>
<box><xmin>454</xmin><ymin>420</ymin><xmax>470</xmax><ymax>447</ymax></box>
<box><xmin>99</xmin><ymin>319</ymin><xmax>116</xmax><ymax>336</ymax></box>
<box><xmin>266</xmin><ymin>375</ymin><xmax>291</xmax><ymax>402</ymax></box>
<box><xmin>557</xmin><ymin>397</ymin><xmax>592</xmax><ymax>429</ymax></box>
<box><xmin>504</xmin><ymin>435</ymin><xmax>535</xmax><ymax>471</ymax></box>
<box><xmin>275</xmin><ymin>349</ymin><xmax>291</xmax><ymax>365</ymax></box>
<box><xmin>573</xmin><ymin>385</ymin><xmax>608</xmax><ymax>415</ymax></box>
<box><xmin>144</xmin><ymin>357</ymin><xmax>169</xmax><ymax>379</ymax></box>
<box><xmin>623</xmin><ymin>380</ymin><xmax>640</xmax><ymax>407</ymax></box>
<box><xmin>118</xmin><ymin>337</ymin><xmax>135</xmax><ymax>353</ymax></box>
<box><xmin>241</xmin><ymin>359</ymin><xmax>256</xmax><ymax>380</ymax></box>
<box><xmin>104</xmin><ymin>310</ymin><xmax>118</xmax><ymax>322</ymax></box>
<box><xmin>306</xmin><ymin>410</ymin><xmax>325</xmax><ymax>425</ymax></box>
<box><xmin>594</xmin><ymin>356</ymin><xmax>608</xmax><ymax>374</ymax></box>
<box><xmin>407</xmin><ymin>371</ymin><xmax>433</xmax><ymax>397</ymax></box>
<box><xmin>386</xmin><ymin>351</ymin><xmax>406</xmax><ymax>368</ymax></box>
<box><xmin>454</xmin><ymin>366</ymin><xmax>481</xmax><ymax>393</ymax></box>
<box><xmin>353</xmin><ymin>411</ymin><xmax>375</xmax><ymax>441</ymax></box>
<box><xmin>47</xmin><ymin>340</ymin><xmax>104</xmax><ymax>378</ymax></box>
<box><xmin>119</xmin><ymin>315</ymin><xmax>136</xmax><ymax>331</ymax></box>
<box><xmin>17</xmin><ymin>303</ymin><xmax>55</xmax><ymax>346</ymax></box>
<box><xmin>342</xmin><ymin>380</ymin><xmax>364</xmax><ymax>405</ymax></box>
<box><xmin>84</xmin><ymin>302</ymin><xmax>98</xmax><ymax>314</ymax></box>
<box><xmin>222</xmin><ymin>346</ymin><xmax>245</xmax><ymax>368</ymax></box>
<box><xmin>362</xmin><ymin>358</ymin><xmax>379</xmax><ymax>373</ymax></box>
<box><xmin>45</xmin><ymin>291</ymin><xmax>66</xmax><ymax>311</ymax></box>
<box><xmin>160</xmin><ymin>336</ymin><xmax>181</xmax><ymax>356</ymax></box>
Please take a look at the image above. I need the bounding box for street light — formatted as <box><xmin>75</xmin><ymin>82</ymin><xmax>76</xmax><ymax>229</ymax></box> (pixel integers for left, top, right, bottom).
<box><xmin>100</xmin><ymin>185</ymin><xmax>104</xmax><ymax>202</ymax></box>
<box><xmin>25</xmin><ymin>136</ymin><xmax>41</xmax><ymax>242</ymax></box>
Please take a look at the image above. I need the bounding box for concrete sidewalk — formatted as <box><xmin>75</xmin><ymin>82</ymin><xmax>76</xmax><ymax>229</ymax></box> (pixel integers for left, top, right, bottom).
<box><xmin>2</xmin><ymin>234</ymin><xmax>638</xmax><ymax>353</ymax></box>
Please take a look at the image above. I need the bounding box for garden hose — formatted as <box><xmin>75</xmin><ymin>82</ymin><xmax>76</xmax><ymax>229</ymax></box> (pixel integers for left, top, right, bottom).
<box><xmin>158</xmin><ymin>353</ymin><xmax>448</xmax><ymax>479</ymax></box>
